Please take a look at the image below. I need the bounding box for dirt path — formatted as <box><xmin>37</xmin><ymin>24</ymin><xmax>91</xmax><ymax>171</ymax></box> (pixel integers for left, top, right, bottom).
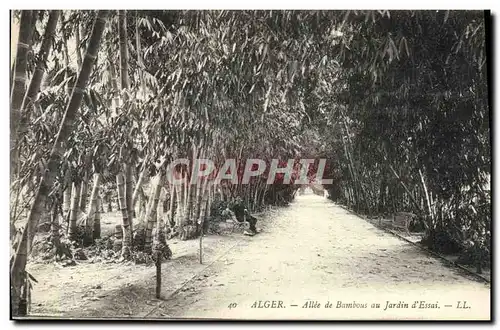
<box><xmin>148</xmin><ymin>194</ymin><xmax>490</xmax><ymax>320</ymax></box>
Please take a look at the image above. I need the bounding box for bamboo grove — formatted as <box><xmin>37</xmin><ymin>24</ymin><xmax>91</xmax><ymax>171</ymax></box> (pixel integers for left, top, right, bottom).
<box><xmin>10</xmin><ymin>10</ymin><xmax>490</xmax><ymax>316</ymax></box>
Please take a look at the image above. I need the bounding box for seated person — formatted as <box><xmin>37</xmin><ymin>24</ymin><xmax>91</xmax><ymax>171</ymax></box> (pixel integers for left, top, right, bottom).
<box><xmin>226</xmin><ymin>202</ymin><xmax>258</xmax><ymax>235</ymax></box>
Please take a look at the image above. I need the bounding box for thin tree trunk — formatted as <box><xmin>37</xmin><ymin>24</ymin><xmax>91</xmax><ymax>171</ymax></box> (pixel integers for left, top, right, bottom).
<box><xmin>79</xmin><ymin>171</ymin><xmax>88</xmax><ymax>212</ymax></box>
<box><xmin>17</xmin><ymin>10</ymin><xmax>60</xmax><ymax>146</ymax></box>
<box><xmin>108</xmin><ymin>55</ymin><xmax>120</xmax><ymax>112</ymax></box>
<box><xmin>187</xmin><ymin>185</ymin><xmax>195</xmax><ymax>223</ymax></box>
<box><xmin>50</xmin><ymin>203</ymin><xmax>60</xmax><ymax>246</ymax></box>
<box><xmin>75</xmin><ymin>22</ymin><xmax>82</xmax><ymax>69</ymax></box>
<box><xmin>184</xmin><ymin>145</ymin><xmax>198</xmax><ymax>226</ymax></box>
<box><xmin>419</xmin><ymin>168</ymin><xmax>434</xmax><ymax>227</ymax></box>
<box><xmin>183</xmin><ymin>170</ymin><xmax>188</xmax><ymax>221</ymax></box>
<box><xmin>10</xmin><ymin>10</ymin><xmax>33</xmax><ymax>180</ymax></box>
<box><xmin>138</xmin><ymin>186</ymin><xmax>148</xmax><ymax>220</ymax></box>
<box><xmin>207</xmin><ymin>183</ymin><xmax>215</xmax><ymax>219</ymax></box>
<box><xmin>125</xmin><ymin>164</ymin><xmax>134</xmax><ymax>240</ymax></box>
<box><xmin>93</xmin><ymin>197</ymin><xmax>101</xmax><ymax>239</ymax></box>
<box><xmin>85</xmin><ymin>173</ymin><xmax>101</xmax><ymax>237</ymax></box>
<box><xmin>135</xmin><ymin>10</ymin><xmax>146</xmax><ymax>99</ymax></box>
<box><xmin>10</xmin><ymin>11</ymin><xmax>109</xmax><ymax>316</ymax></box>
<box><xmin>131</xmin><ymin>157</ymin><xmax>148</xmax><ymax>214</ymax></box>
<box><xmin>117</xmin><ymin>10</ymin><xmax>133</xmax><ymax>243</ymax></box>
<box><xmin>197</xmin><ymin>180</ymin><xmax>209</xmax><ymax>228</ymax></box>
<box><xmin>175</xmin><ymin>182</ymin><xmax>184</xmax><ymax>228</ymax></box>
<box><xmin>386</xmin><ymin>160</ymin><xmax>421</xmax><ymax>213</ymax></box>
<box><xmin>62</xmin><ymin>169</ymin><xmax>72</xmax><ymax>220</ymax></box>
<box><xmin>61</xmin><ymin>16</ymin><xmax>72</xmax><ymax>96</ymax></box>
<box><xmin>193</xmin><ymin>149</ymin><xmax>205</xmax><ymax>223</ymax></box>
<box><xmin>118</xmin><ymin>10</ymin><xmax>130</xmax><ymax>91</ymax></box>
<box><xmin>198</xmin><ymin>181</ymin><xmax>211</xmax><ymax>264</ymax></box>
<box><xmin>253</xmin><ymin>181</ymin><xmax>260</xmax><ymax>211</ymax></box>
<box><xmin>144</xmin><ymin>174</ymin><xmax>163</xmax><ymax>253</ymax></box>
<box><xmin>116</xmin><ymin>173</ymin><xmax>132</xmax><ymax>259</ymax></box>
<box><xmin>169</xmin><ymin>183</ymin><xmax>176</xmax><ymax>228</ymax></box>
<box><xmin>68</xmin><ymin>183</ymin><xmax>81</xmax><ymax>241</ymax></box>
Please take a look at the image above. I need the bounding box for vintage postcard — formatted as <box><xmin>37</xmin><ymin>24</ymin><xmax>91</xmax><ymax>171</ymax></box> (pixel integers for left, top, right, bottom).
<box><xmin>9</xmin><ymin>9</ymin><xmax>491</xmax><ymax>321</ymax></box>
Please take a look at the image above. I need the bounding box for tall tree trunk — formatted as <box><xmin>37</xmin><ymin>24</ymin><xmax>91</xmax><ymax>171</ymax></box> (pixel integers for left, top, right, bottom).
<box><xmin>75</xmin><ymin>21</ymin><xmax>82</xmax><ymax>69</ymax></box>
<box><xmin>118</xmin><ymin>10</ymin><xmax>134</xmax><ymax>243</ymax></box>
<box><xmin>378</xmin><ymin>174</ymin><xmax>387</xmax><ymax>213</ymax></box>
<box><xmin>79</xmin><ymin>171</ymin><xmax>88</xmax><ymax>212</ymax></box>
<box><xmin>62</xmin><ymin>169</ymin><xmax>72</xmax><ymax>220</ymax></box>
<box><xmin>183</xmin><ymin>145</ymin><xmax>198</xmax><ymax>227</ymax></box>
<box><xmin>68</xmin><ymin>182</ymin><xmax>81</xmax><ymax>241</ymax></box>
<box><xmin>193</xmin><ymin>149</ymin><xmax>205</xmax><ymax>224</ymax></box>
<box><xmin>131</xmin><ymin>157</ymin><xmax>148</xmax><ymax>215</ymax></box>
<box><xmin>175</xmin><ymin>182</ymin><xmax>184</xmax><ymax>228</ymax></box>
<box><xmin>108</xmin><ymin>55</ymin><xmax>120</xmax><ymax>112</ymax></box>
<box><xmin>253</xmin><ymin>181</ymin><xmax>260</xmax><ymax>211</ymax></box>
<box><xmin>116</xmin><ymin>173</ymin><xmax>132</xmax><ymax>259</ymax></box>
<box><xmin>208</xmin><ymin>184</ymin><xmax>215</xmax><ymax>218</ymax></box>
<box><xmin>93</xmin><ymin>197</ymin><xmax>102</xmax><ymax>239</ymax></box>
<box><xmin>61</xmin><ymin>15</ymin><xmax>72</xmax><ymax>96</ymax></box>
<box><xmin>124</xmin><ymin>164</ymin><xmax>134</xmax><ymax>241</ymax></box>
<box><xmin>419</xmin><ymin>168</ymin><xmax>434</xmax><ymax>228</ymax></box>
<box><xmin>16</xmin><ymin>11</ymin><xmax>60</xmax><ymax>152</ymax></box>
<box><xmin>50</xmin><ymin>203</ymin><xmax>60</xmax><ymax>245</ymax></box>
<box><xmin>144</xmin><ymin>174</ymin><xmax>163</xmax><ymax>253</ymax></box>
<box><xmin>10</xmin><ymin>10</ymin><xmax>33</xmax><ymax>180</ymax></box>
<box><xmin>138</xmin><ymin>186</ymin><xmax>148</xmax><ymax>220</ymax></box>
<box><xmin>384</xmin><ymin>158</ymin><xmax>421</xmax><ymax>213</ymax></box>
<box><xmin>168</xmin><ymin>183</ymin><xmax>176</xmax><ymax>229</ymax></box>
<box><xmin>135</xmin><ymin>10</ymin><xmax>146</xmax><ymax>99</ymax></box>
<box><xmin>197</xmin><ymin>181</ymin><xmax>210</xmax><ymax>229</ymax></box>
<box><xmin>198</xmin><ymin>181</ymin><xmax>210</xmax><ymax>264</ymax></box>
<box><xmin>118</xmin><ymin>10</ymin><xmax>130</xmax><ymax>91</ymax></box>
<box><xmin>187</xmin><ymin>185</ymin><xmax>195</xmax><ymax>223</ymax></box>
<box><xmin>85</xmin><ymin>173</ymin><xmax>101</xmax><ymax>239</ymax></box>
<box><xmin>10</xmin><ymin>11</ymin><xmax>109</xmax><ymax>317</ymax></box>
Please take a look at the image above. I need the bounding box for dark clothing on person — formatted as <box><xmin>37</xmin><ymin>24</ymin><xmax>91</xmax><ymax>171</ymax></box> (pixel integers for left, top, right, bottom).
<box><xmin>231</xmin><ymin>204</ymin><xmax>257</xmax><ymax>233</ymax></box>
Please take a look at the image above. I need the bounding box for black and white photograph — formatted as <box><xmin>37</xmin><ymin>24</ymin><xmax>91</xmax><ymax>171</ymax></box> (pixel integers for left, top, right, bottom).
<box><xmin>8</xmin><ymin>8</ymin><xmax>492</xmax><ymax>321</ymax></box>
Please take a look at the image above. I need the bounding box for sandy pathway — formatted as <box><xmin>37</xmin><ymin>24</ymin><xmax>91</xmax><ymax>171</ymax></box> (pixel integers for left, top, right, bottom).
<box><xmin>150</xmin><ymin>194</ymin><xmax>490</xmax><ymax>320</ymax></box>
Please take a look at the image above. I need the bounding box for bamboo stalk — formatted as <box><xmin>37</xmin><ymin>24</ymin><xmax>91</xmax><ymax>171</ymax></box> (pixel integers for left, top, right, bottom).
<box><xmin>386</xmin><ymin>160</ymin><xmax>421</xmax><ymax>213</ymax></box>
<box><xmin>85</xmin><ymin>173</ymin><xmax>101</xmax><ymax>235</ymax></box>
<box><xmin>169</xmin><ymin>183</ymin><xmax>176</xmax><ymax>228</ymax></box>
<box><xmin>193</xmin><ymin>148</ymin><xmax>206</xmax><ymax>222</ymax></box>
<box><xmin>16</xmin><ymin>10</ymin><xmax>60</xmax><ymax>142</ymax></box>
<box><xmin>419</xmin><ymin>168</ymin><xmax>434</xmax><ymax>224</ymax></box>
<box><xmin>108</xmin><ymin>54</ymin><xmax>120</xmax><ymax>112</ymax></box>
<box><xmin>116</xmin><ymin>173</ymin><xmax>132</xmax><ymax>259</ymax></box>
<box><xmin>93</xmin><ymin>197</ymin><xmax>101</xmax><ymax>239</ymax></box>
<box><xmin>68</xmin><ymin>182</ymin><xmax>81</xmax><ymax>241</ymax></box>
<box><xmin>79</xmin><ymin>172</ymin><xmax>88</xmax><ymax>212</ymax></box>
<box><xmin>144</xmin><ymin>173</ymin><xmax>163</xmax><ymax>253</ymax></box>
<box><xmin>50</xmin><ymin>203</ymin><xmax>59</xmax><ymax>246</ymax></box>
<box><xmin>183</xmin><ymin>167</ymin><xmax>188</xmax><ymax>219</ymax></box>
<box><xmin>75</xmin><ymin>21</ymin><xmax>82</xmax><ymax>69</ymax></box>
<box><xmin>10</xmin><ymin>10</ymin><xmax>33</xmax><ymax>181</ymax></box>
<box><xmin>135</xmin><ymin>10</ymin><xmax>146</xmax><ymax>99</ymax></box>
<box><xmin>198</xmin><ymin>181</ymin><xmax>210</xmax><ymax>264</ymax></box>
<box><xmin>125</xmin><ymin>164</ymin><xmax>134</xmax><ymax>240</ymax></box>
<box><xmin>131</xmin><ymin>157</ymin><xmax>148</xmax><ymax>213</ymax></box>
<box><xmin>118</xmin><ymin>10</ymin><xmax>130</xmax><ymax>91</ymax></box>
<box><xmin>62</xmin><ymin>169</ymin><xmax>72</xmax><ymax>220</ymax></box>
<box><xmin>175</xmin><ymin>180</ymin><xmax>184</xmax><ymax>228</ymax></box>
<box><xmin>61</xmin><ymin>17</ymin><xmax>72</xmax><ymax>96</ymax></box>
<box><xmin>155</xmin><ymin>251</ymin><xmax>161</xmax><ymax>298</ymax></box>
